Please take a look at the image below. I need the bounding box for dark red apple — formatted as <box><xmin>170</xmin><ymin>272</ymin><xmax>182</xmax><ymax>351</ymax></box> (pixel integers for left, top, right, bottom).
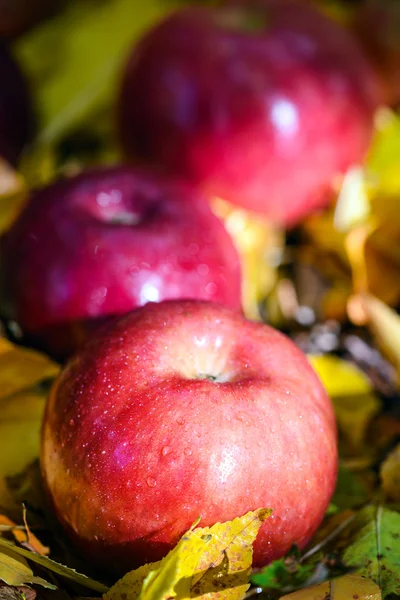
<box><xmin>0</xmin><ymin>167</ymin><xmax>241</xmax><ymax>357</ymax></box>
<box><xmin>41</xmin><ymin>299</ymin><xmax>338</xmax><ymax>574</ymax></box>
<box><xmin>0</xmin><ymin>44</ymin><xmax>33</xmax><ymax>165</ymax></box>
<box><xmin>117</xmin><ymin>0</ymin><xmax>381</xmax><ymax>226</ymax></box>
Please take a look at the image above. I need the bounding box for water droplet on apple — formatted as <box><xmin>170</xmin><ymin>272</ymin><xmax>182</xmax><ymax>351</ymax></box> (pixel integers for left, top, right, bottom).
<box><xmin>161</xmin><ymin>446</ymin><xmax>171</xmax><ymax>456</ymax></box>
<box><xmin>69</xmin><ymin>419</ymin><xmax>75</xmax><ymax>426</ymax></box>
<box><xmin>176</xmin><ymin>417</ymin><xmax>184</xmax><ymax>426</ymax></box>
<box><xmin>184</xmin><ymin>447</ymin><xmax>192</xmax><ymax>456</ymax></box>
<box><xmin>146</xmin><ymin>477</ymin><xmax>157</xmax><ymax>488</ymax></box>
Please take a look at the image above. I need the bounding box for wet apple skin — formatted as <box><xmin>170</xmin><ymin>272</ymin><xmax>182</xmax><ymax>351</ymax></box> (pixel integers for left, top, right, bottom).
<box><xmin>41</xmin><ymin>300</ymin><xmax>338</xmax><ymax>573</ymax></box>
<box><xmin>1</xmin><ymin>167</ymin><xmax>242</xmax><ymax>356</ymax></box>
<box><xmin>118</xmin><ymin>1</ymin><xmax>381</xmax><ymax>226</ymax></box>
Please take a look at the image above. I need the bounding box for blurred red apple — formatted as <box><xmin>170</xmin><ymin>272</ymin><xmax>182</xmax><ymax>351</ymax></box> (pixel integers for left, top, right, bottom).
<box><xmin>0</xmin><ymin>167</ymin><xmax>241</xmax><ymax>357</ymax></box>
<box><xmin>0</xmin><ymin>44</ymin><xmax>33</xmax><ymax>165</ymax></box>
<box><xmin>118</xmin><ymin>0</ymin><xmax>380</xmax><ymax>226</ymax></box>
<box><xmin>41</xmin><ymin>299</ymin><xmax>338</xmax><ymax>574</ymax></box>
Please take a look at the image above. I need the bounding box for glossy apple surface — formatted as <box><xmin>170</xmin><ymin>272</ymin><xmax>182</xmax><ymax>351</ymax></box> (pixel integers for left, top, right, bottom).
<box><xmin>0</xmin><ymin>44</ymin><xmax>33</xmax><ymax>165</ymax></box>
<box><xmin>41</xmin><ymin>299</ymin><xmax>338</xmax><ymax>574</ymax></box>
<box><xmin>118</xmin><ymin>0</ymin><xmax>380</xmax><ymax>226</ymax></box>
<box><xmin>0</xmin><ymin>167</ymin><xmax>241</xmax><ymax>357</ymax></box>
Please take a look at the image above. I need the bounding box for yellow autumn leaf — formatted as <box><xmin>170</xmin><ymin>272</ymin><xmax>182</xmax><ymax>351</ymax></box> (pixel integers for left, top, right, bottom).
<box><xmin>0</xmin><ymin>546</ymin><xmax>55</xmax><ymax>589</ymax></box>
<box><xmin>280</xmin><ymin>574</ymin><xmax>381</xmax><ymax>600</ymax></box>
<box><xmin>0</xmin><ymin>338</ymin><xmax>59</xmax><ymax>400</ymax></box>
<box><xmin>309</xmin><ymin>354</ymin><xmax>381</xmax><ymax>449</ymax></box>
<box><xmin>0</xmin><ymin>340</ymin><xmax>59</xmax><ymax>507</ymax></box>
<box><xmin>0</xmin><ymin>160</ymin><xmax>27</xmax><ymax>235</ymax></box>
<box><xmin>212</xmin><ymin>198</ymin><xmax>283</xmax><ymax>321</ymax></box>
<box><xmin>356</xmin><ymin>294</ymin><xmax>400</xmax><ymax>380</ymax></box>
<box><xmin>105</xmin><ymin>508</ymin><xmax>271</xmax><ymax>600</ymax></box>
<box><xmin>380</xmin><ymin>443</ymin><xmax>400</xmax><ymax>502</ymax></box>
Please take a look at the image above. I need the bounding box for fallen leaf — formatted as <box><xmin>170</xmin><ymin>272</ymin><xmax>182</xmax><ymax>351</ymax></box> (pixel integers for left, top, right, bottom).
<box><xmin>331</xmin><ymin>466</ymin><xmax>370</xmax><ymax>510</ymax></box>
<box><xmin>0</xmin><ymin>584</ymin><xmax>36</xmax><ymax>600</ymax></box>
<box><xmin>105</xmin><ymin>508</ymin><xmax>271</xmax><ymax>600</ymax></box>
<box><xmin>357</xmin><ymin>294</ymin><xmax>400</xmax><ymax>378</ymax></box>
<box><xmin>380</xmin><ymin>443</ymin><xmax>400</xmax><ymax>502</ymax></box>
<box><xmin>280</xmin><ymin>573</ymin><xmax>381</xmax><ymax>600</ymax></box>
<box><xmin>343</xmin><ymin>505</ymin><xmax>400</xmax><ymax>598</ymax></box>
<box><xmin>0</xmin><ymin>390</ymin><xmax>48</xmax><ymax>508</ymax></box>
<box><xmin>308</xmin><ymin>354</ymin><xmax>381</xmax><ymax>449</ymax></box>
<box><xmin>0</xmin><ymin>513</ymin><xmax>49</xmax><ymax>557</ymax></box>
<box><xmin>0</xmin><ymin>161</ymin><xmax>27</xmax><ymax>235</ymax></box>
<box><xmin>0</xmin><ymin>537</ymin><xmax>107</xmax><ymax>594</ymax></box>
<box><xmin>0</xmin><ymin>547</ymin><xmax>55</xmax><ymax>589</ymax></box>
<box><xmin>212</xmin><ymin>198</ymin><xmax>283</xmax><ymax>321</ymax></box>
<box><xmin>0</xmin><ymin>339</ymin><xmax>59</xmax><ymax>401</ymax></box>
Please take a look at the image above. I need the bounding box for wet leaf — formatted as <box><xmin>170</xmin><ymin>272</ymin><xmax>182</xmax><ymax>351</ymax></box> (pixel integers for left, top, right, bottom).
<box><xmin>380</xmin><ymin>443</ymin><xmax>400</xmax><ymax>502</ymax></box>
<box><xmin>0</xmin><ymin>547</ymin><xmax>55</xmax><ymax>589</ymax></box>
<box><xmin>105</xmin><ymin>508</ymin><xmax>271</xmax><ymax>600</ymax></box>
<box><xmin>308</xmin><ymin>354</ymin><xmax>381</xmax><ymax>449</ymax></box>
<box><xmin>0</xmin><ymin>537</ymin><xmax>108</xmax><ymax>594</ymax></box>
<box><xmin>343</xmin><ymin>505</ymin><xmax>400</xmax><ymax>598</ymax></box>
<box><xmin>280</xmin><ymin>573</ymin><xmax>381</xmax><ymax>600</ymax></box>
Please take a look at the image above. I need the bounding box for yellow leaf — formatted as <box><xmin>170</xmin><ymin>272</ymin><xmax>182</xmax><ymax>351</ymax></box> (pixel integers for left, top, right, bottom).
<box><xmin>0</xmin><ymin>390</ymin><xmax>47</xmax><ymax>507</ymax></box>
<box><xmin>212</xmin><ymin>198</ymin><xmax>283</xmax><ymax>321</ymax></box>
<box><xmin>357</xmin><ymin>294</ymin><xmax>400</xmax><ymax>378</ymax></box>
<box><xmin>309</xmin><ymin>355</ymin><xmax>381</xmax><ymax>449</ymax></box>
<box><xmin>105</xmin><ymin>508</ymin><xmax>271</xmax><ymax>600</ymax></box>
<box><xmin>380</xmin><ymin>443</ymin><xmax>400</xmax><ymax>502</ymax></box>
<box><xmin>0</xmin><ymin>339</ymin><xmax>59</xmax><ymax>401</ymax></box>
<box><xmin>280</xmin><ymin>574</ymin><xmax>381</xmax><ymax>600</ymax></box>
<box><xmin>0</xmin><ymin>160</ymin><xmax>27</xmax><ymax>235</ymax></box>
<box><xmin>0</xmin><ymin>546</ymin><xmax>55</xmax><ymax>589</ymax></box>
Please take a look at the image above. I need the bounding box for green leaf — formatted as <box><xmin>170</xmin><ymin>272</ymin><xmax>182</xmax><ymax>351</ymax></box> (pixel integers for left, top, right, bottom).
<box><xmin>343</xmin><ymin>505</ymin><xmax>400</xmax><ymax>598</ymax></box>
<box><xmin>13</xmin><ymin>0</ymin><xmax>182</xmax><ymax>146</ymax></box>
<box><xmin>0</xmin><ymin>538</ymin><xmax>108</xmax><ymax>594</ymax></box>
<box><xmin>331</xmin><ymin>466</ymin><xmax>370</xmax><ymax>510</ymax></box>
<box><xmin>0</xmin><ymin>547</ymin><xmax>55</xmax><ymax>589</ymax></box>
<box><xmin>250</xmin><ymin>548</ymin><xmax>314</xmax><ymax>591</ymax></box>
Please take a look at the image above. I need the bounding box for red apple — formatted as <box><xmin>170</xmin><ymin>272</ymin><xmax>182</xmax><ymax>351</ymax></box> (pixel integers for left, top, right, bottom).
<box><xmin>0</xmin><ymin>44</ymin><xmax>33</xmax><ymax>165</ymax></box>
<box><xmin>117</xmin><ymin>0</ymin><xmax>381</xmax><ymax>226</ymax></box>
<box><xmin>0</xmin><ymin>167</ymin><xmax>241</xmax><ymax>357</ymax></box>
<box><xmin>41</xmin><ymin>299</ymin><xmax>338</xmax><ymax>574</ymax></box>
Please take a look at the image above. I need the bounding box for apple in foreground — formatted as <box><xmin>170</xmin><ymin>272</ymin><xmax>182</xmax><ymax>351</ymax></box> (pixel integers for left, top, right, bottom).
<box><xmin>0</xmin><ymin>44</ymin><xmax>33</xmax><ymax>165</ymax></box>
<box><xmin>118</xmin><ymin>0</ymin><xmax>380</xmax><ymax>226</ymax></box>
<box><xmin>41</xmin><ymin>300</ymin><xmax>338</xmax><ymax>574</ymax></box>
<box><xmin>0</xmin><ymin>167</ymin><xmax>241</xmax><ymax>358</ymax></box>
